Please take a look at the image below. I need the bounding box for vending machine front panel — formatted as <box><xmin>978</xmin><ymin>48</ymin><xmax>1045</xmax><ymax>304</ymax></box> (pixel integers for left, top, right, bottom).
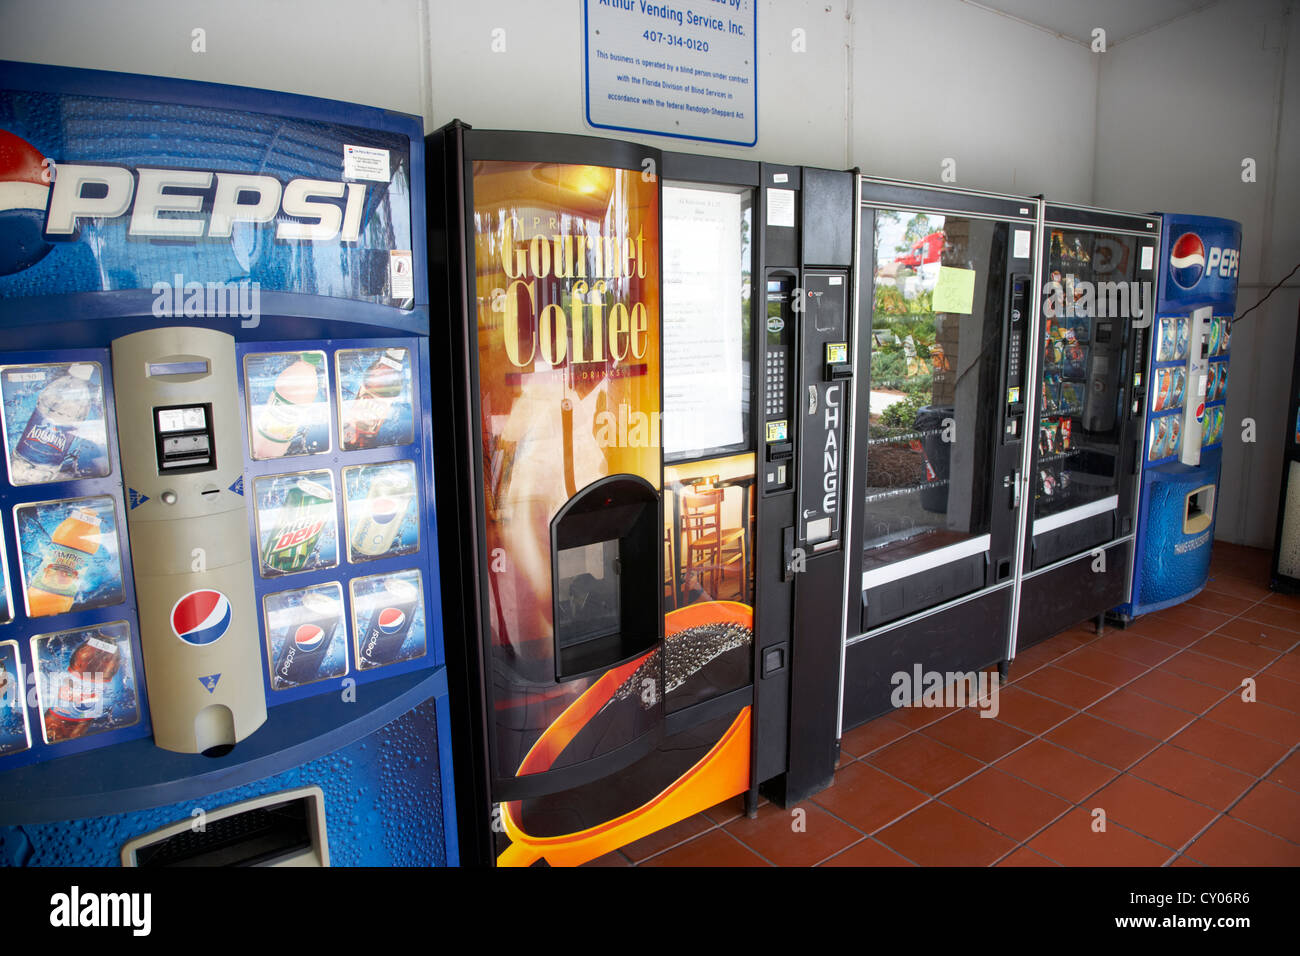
<box><xmin>0</xmin><ymin>60</ymin><xmax>457</xmax><ymax>867</ymax></box>
<box><xmin>1118</xmin><ymin>213</ymin><xmax>1241</xmax><ymax>619</ymax></box>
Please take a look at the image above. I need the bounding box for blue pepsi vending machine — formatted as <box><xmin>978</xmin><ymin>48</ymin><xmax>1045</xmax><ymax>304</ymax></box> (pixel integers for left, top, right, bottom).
<box><xmin>0</xmin><ymin>61</ymin><xmax>457</xmax><ymax>866</ymax></box>
<box><xmin>1114</xmin><ymin>214</ymin><xmax>1241</xmax><ymax>620</ymax></box>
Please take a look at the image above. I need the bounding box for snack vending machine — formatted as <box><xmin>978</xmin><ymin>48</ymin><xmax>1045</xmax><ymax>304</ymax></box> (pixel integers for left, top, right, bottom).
<box><xmin>0</xmin><ymin>61</ymin><xmax>456</xmax><ymax>866</ymax></box>
<box><xmin>1113</xmin><ymin>215</ymin><xmax>1241</xmax><ymax>619</ymax></box>
<box><xmin>1014</xmin><ymin>204</ymin><xmax>1159</xmax><ymax>651</ymax></box>
<box><xmin>840</xmin><ymin>179</ymin><xmax>1040</xmax><ymax>726</ymax></box>
<box><xmin>426</xmin><ymin>124</ymin><xmax>857</xmax><ymax>864</ymax></box>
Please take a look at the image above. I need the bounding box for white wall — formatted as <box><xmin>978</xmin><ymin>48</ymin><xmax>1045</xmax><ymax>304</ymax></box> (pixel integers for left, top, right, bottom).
<box><xmin>0</xmin><ymin>0</ymin><xmax>430</xmax><ymax>117</ymax></box>
<box><xmin>850</xmin><ymin>0</ymin><xmax>1099</xmax><ymax>200</ymax></box>
<box><xmin>1094</xmin><ymin>0</ymin><xmax>1299</xmax><ymax>548</ymax></box>
<box><xmin>1</xmin><ymin>0</ymin><xmax>1292</xmax><ymax>547</ymax></box>
<box><xmin>426</xmin><ymin>0</ymin><xmax>853</xmax><ymax>169</ymax></box>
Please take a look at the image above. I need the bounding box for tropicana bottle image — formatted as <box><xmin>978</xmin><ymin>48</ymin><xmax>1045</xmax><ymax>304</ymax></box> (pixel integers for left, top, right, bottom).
<box><xmin>26</xmin><ymin>506</ymin><xmax>103</xmax><ymax>617</ymax></box>
<box><xmin>251</xmin><ymin>353</ymin><xmax>322</xmax><ymax>459</ymax></box>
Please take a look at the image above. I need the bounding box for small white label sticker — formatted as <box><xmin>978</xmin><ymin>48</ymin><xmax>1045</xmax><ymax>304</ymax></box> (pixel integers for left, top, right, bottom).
<box><xmin>1013</xmin><ymin>229</ymin><xmax>1031</xmax><ymax>259</ymax></box>
<box><xmin>773</xmin><ymin>173</ymin><xmax>789</xmax><ymax>184</ymax></box>
<box><xmin>829</xmin><ymin>276</ymin><xmax>843</xmax><ymax>285</ymax></box>
<box><xmin>768</xmin><ymin>188</ymin><xmax>795</xmax><ymax>228</ymax></box>
<box><xmin>1141</xmin><ymin>246</ymin><xmax>1154</xmax><ymax>270</ymax></box>
<box><xmin>389</xmin><ymin>250</ymin><xmax>414</xmax><ymax>299</ymax></box>
<box><xmin>344</xmin><ymin>144</ymin><xmax>391</xmax><ymax>182</ymax></box>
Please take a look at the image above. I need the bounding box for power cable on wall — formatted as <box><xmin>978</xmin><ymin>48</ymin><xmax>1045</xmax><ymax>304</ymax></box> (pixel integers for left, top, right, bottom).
<box><xmin>1233</xmin><ymin>262</ymin><xmax>1300</xmax><ymax>323</ymax></box>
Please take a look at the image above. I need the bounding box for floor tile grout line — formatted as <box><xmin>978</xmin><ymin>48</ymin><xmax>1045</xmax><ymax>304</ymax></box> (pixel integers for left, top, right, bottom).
<box><xmin>1210</xmin><ymin>743</ymin><xmax>1300</xmax><ymax>848</ymax></box>
<box><xmin>928</xmin><ymin>651</ymin><xmax>1283</xmax><ymax>788</ymax></box>
<box><xmin>784</xmin><ymin>600</ymin><xmax>1295</xmax><ymax>866</ymax></box>
<box><xmin>814</xmin><ymin>833</ymin><xmax>924</xmax><ymax>867</ymax></box>
<box><xmin>625</xmin><ymin>815</ymin><xmax>726</xmax><ymax>866</ymax></box>
<box><xmin>870</xmin><ymin>588</ymin><xmax>1289</xmax><ymax>862</ymax></box>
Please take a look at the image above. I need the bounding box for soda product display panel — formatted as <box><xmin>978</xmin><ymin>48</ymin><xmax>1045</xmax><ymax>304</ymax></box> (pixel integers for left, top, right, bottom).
<box><xmin>0</xmin><ymin>61</ymin><xmax>456</xmax><ymax>867</ymax></box>
<box><xmin>1115</xmin><ymin>214</ymin><xmax>1241</xmax><ymax>619</ymax></box>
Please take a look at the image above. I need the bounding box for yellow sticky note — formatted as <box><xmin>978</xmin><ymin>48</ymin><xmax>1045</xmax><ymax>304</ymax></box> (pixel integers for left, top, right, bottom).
<box><xmin>932</xmin><ymin>266</ymin><xmax>976</xmax><ymax>314</ymax></box>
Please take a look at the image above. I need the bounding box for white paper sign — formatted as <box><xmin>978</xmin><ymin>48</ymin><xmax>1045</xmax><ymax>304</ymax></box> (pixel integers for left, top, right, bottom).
<box><xmin>1141</xmin><ymin>246</ymin><xmax>1154</xmax><ymax>270</ymax></box>
<box><xmin>389</xmin><ymin>250</ymin><xmax>414</xmax><ymax>299</ymax></box>
<box><xmin>344</xmin><ymin>144</ymin><xmax>391</xmax><ymax>182</ymax></box>
<box><xmin>662</xmin><ymin>186</ymin><xmax>744</xmax><ymax>457</ymax></box>
<box><xmin>767</xmin><ymin>188</ymin><xmax>795</xmax><ymax>228</ymax></box>
<box><xmin>1013</xmin><ymin>229</ymin><xmax>1031</xmax><ymax>259</ymax></box>
<box><xmin>583</xmin><ymin>0</ymin><xmax>757</xmax><ymax>146</ymax></box>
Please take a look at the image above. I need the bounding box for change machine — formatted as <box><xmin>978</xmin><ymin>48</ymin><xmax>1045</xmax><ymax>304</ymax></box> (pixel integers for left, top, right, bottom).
<box><xmin>1113</xmin><ymin>215</ymin><xmax>1241</xmax><ymax>619</ymax></box>
<box><xmin>0</xmin><ymin>61</ymin><xmax>456</xmax><ymax>866</ymax></box>
<box><xmin>426</xmin><ymin>123</ymin><xmax>857</xmax><ymax>864</ymax></box>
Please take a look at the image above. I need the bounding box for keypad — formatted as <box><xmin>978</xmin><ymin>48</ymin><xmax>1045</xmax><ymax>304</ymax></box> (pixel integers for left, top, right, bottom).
<box><xmin>766</xmin><ymin>348</ymin><xmax>785</xmax><ymax>416</ymax></box>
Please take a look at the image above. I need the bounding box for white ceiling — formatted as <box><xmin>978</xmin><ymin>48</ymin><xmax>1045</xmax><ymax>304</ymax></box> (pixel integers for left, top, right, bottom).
<box><xmin>966</xmin><ymin>0</ymin><xmax>1224</xmax><ymax>46</ymax></box>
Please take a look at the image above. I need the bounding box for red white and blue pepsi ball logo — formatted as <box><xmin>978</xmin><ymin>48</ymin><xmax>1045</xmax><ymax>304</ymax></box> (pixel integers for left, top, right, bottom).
<box><xmin>171</xmin><ymin>589</ymin><xmax>233</xmax><ymax>646</ymax></box>
<box><xmin>294</xmin><ymin>623</ymin><xmax>325</xmax><ymax>652</ymax></box>
<box><xmin>0</xmin><ymin>129</ymin><xmax>54</xmax><ymax>276</ymax></box>
<box><xmin>1169</xmin><ymin>233</ymin><xmax>1206</xmax><ymax>290</ymax></box>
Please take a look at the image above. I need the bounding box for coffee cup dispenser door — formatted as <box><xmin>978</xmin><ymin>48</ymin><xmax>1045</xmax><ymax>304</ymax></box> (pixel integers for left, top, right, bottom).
<box><xmin>550</xmin><ymin>474</ymin><xmax>660</xmax><ymax>682</ymax></box>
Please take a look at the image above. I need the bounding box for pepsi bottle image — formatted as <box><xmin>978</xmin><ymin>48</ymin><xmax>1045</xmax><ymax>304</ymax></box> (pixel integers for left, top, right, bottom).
<box><xmin>272</xmin><ymin>590</ymin><xmax>340</xmax><ymax>688</ymax></box>
<box><xmin>358</xmin><ymin>577</ymin><xmax>420</xmax><ymax>668</ymax></box>
<box><xmin>43</xmin><ymin>634</ymin><xmax>121</xmax><ymax>743</ymax></box>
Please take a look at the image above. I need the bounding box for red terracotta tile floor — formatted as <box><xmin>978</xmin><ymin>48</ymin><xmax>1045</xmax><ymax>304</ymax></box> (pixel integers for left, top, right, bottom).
<box><xmin>584</xmin><ymin>542</ymin><xmax>1300</xmax><ymax>866</ymax></box>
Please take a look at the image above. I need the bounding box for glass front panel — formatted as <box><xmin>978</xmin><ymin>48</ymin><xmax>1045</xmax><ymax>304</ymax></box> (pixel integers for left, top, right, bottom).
<box><xmin>1034</xmin><ymin>229</ymin><xmax>1137</xmax><ymax>516</ymax></box>
<box><xmin>662</xmin><ymin>183</ymin><xmax>753</xmax><ymax>462</ymax></box>
<box><xmin>861</xmin><ymin>210</ymin><xmax>1004</xmax><ymax>572</ymax></box>
<box><xmin>554</xmin><ymin>540</ymin><xmax>621</xmax><ymax>648</ymax></box>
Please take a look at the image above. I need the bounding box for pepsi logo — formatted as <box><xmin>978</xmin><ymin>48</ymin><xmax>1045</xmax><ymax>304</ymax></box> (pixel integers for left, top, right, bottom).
<box><xmin>171</xmin><ymin>589</ymin><xmax>233</xmax><ymax>646</ymax></box>
<box><xmin>0</xmin><ymin>129</ymin><xmax>53</xmax><ymax>276</ymax></box>
<box><xmin>377</xmin><ymin>607</ymin><xmax>406</xmax><ymax>634</ymax></box>
<box><xmin>1169</xmin><ymin>233</ymin><xmax>1206</xmax><ymax>290</ymax></box>
<box><xmin>370</xmin><ymin>497</ymin><xmax>398</xmax><ymax>523</ymax></box>
<box><xmin>294</xmin><ymin>624</ymin><xmax>325</xmax><ymax>652</ymax></box>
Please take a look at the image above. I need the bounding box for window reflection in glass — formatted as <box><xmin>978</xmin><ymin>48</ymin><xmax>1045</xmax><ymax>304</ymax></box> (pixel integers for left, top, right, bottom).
<box><xmin>863</xmin><ymin>211</ymin><xmax>1001</xmax><ymax>571</ymax></box>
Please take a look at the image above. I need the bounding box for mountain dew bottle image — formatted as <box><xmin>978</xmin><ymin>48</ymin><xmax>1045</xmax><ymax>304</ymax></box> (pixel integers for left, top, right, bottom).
<box><xmin>251</xmin><ymin>353</ymin><xmax>322</xmax><ymax>459</ymax></box>
<box><xmin>262</xmin><ymin>478</ymin><xmax>333</xmax><ymax>574</ymax></box>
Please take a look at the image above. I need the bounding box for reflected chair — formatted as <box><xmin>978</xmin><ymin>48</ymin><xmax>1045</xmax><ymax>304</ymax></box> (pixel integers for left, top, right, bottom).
<box><xmin>681</xmin><ymin>489</ymin><xmax>746</xmax><ymax>601</ymax></box>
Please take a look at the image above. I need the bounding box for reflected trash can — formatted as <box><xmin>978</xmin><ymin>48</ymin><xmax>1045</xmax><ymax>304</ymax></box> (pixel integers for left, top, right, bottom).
<box><xmin>916</xmin><ymin>405</ymin><xmax>954</xmax><ymax>513</ymax></box>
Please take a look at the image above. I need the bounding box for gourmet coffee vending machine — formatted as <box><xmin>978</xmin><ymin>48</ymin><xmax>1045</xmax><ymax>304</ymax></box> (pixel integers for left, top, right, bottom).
<box><xmin>427</xmin><ymin>124</ymin><xmax>857</xmax><ymax>864</ymax></box>
<box><xmin>0</xmin><ymin>61</ymin><xmax>457</xmax><ymax>866</ymax></box>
